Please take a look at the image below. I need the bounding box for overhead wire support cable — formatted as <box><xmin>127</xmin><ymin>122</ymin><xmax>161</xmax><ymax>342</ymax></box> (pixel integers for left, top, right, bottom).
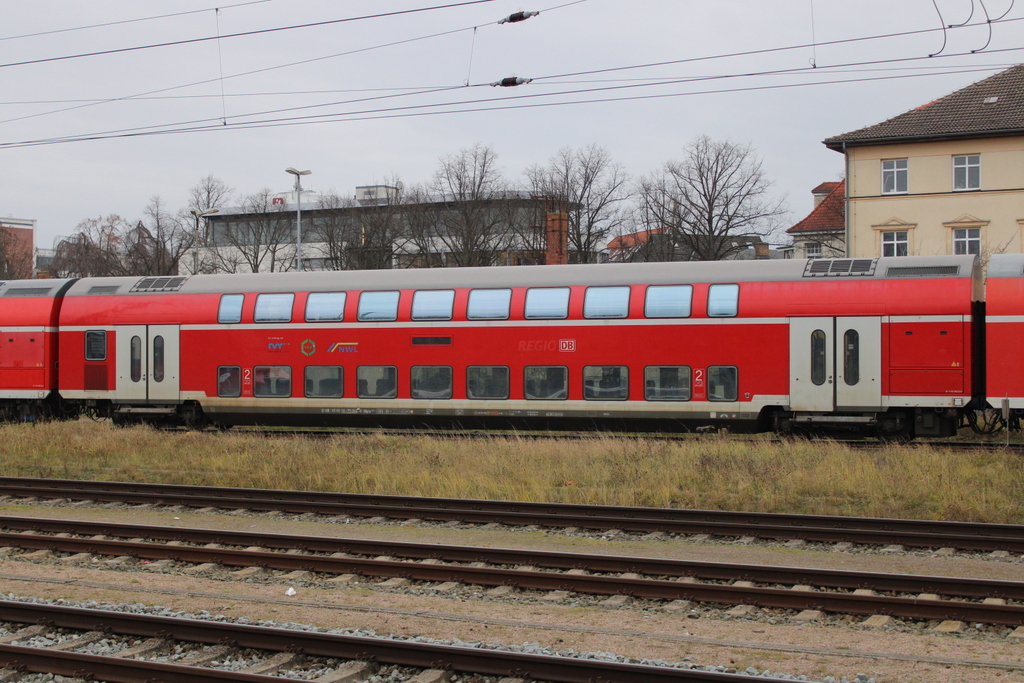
<box><xmin>0</xmin><ymin>0</ymin><xmax>499</xmax><ymax>70</ymax></box>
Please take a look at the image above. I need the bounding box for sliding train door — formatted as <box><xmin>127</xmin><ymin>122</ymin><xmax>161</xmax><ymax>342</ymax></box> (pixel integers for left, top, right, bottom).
<box><xmin>789</xmin><ymin>317</ymin><xmax>880</xmax><ymax>411</ymax></box>
<box><xmin>114</xmin><ymin>325</ymin><xmax>181</xmax><ymax>403</ymax></box>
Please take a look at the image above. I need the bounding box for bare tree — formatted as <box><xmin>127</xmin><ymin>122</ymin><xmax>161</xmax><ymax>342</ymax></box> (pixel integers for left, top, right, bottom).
<box><xmin>188</xmin><ymin>174</ymin><xmax>233</xmax><ymax>215</ymax></box>
<box><xmin>311</xmin><ymin>182</ymin><xmax>401</xmax><ymax>270</ymax></box>
<box><xmin>210</xmin><ymin>188</ymin><xmax>295</xmax><ymax>273</ymax></box>
<box><xmin>185</xmin><ymin>175</ymin><xmax>234</xmax><ymax>274</ymax></box>
<box><xmin>637</xmin><ymin>136</ymin><xmax>787</xmax><ymax>261</ymax></box>
<box><xmin>525</xmin><ymin>144</ymin><xmax>631</xmax><ymax>263</ymax></box>
<box><xmin>120</xmin><ymin>196</ymin><xmax>196</xmax><ymax>275</ymax></box>
<box><xmin>0</xmin><ymin>225</ymin><xmax>34</xmax><ymax>279</ymax></box>
<box><xmin>426</xmin><ymin>144</ymin><xmax>519</xmax><ymax>267</ymax></box>
<box><xmin>51</xmin><ymin>215</ymin><xmax>132</xmax><ymax>277</ymax></box>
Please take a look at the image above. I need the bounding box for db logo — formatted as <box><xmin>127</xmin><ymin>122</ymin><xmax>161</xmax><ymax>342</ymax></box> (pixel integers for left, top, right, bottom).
<box><xmin>559</xmin><ymin>339</ymin><xmax>576</xmax><ymax>352</ymax></box>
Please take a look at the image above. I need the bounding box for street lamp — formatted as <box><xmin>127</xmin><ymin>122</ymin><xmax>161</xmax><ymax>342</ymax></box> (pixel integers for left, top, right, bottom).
<box><xmin>286</xmin><ymin>167</ymin><xmax>312</xmax><ymax>271</ymax></box>
<box><xmin>189</xmin><ymin>208</ymin><xmax>219</xmax><ymax>274</ymax></box>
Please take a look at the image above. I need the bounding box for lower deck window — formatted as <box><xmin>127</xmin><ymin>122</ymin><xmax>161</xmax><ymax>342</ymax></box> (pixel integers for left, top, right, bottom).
<box><xmin>524</xmin><ymin>366</ymin><xmax>567</xmax><ymax>400</ymax></box>
<box><xmin>85</xmin><ymin>330</ymin><xmax>107</xmax><ymax>361</ymax></box>
<box><xmin>645</xmin><ymin>366</ymin><xmax>691</xmax><ymax>400</ymax></box>
<box><xmin>358</xmin><ymin>366</ymin><xmax>397</xmax><ymax>398</ymax></box>
<box><xmin>254</xmin><ymin>366</ymin><xmax>292</xmax><ymax>397</ymax></box>
<box><xmin>707</xmin><ymin>366</ymin><xmax>738</xmax><ymax>401</ymax></box>
<box><xmin>305</xmin><ymin>366</ymin><xmax>343</xmax><ymax>398</ymax></box>
<box><xmin>217</xmin><ymin>366</ymin><xmax>241</xmax><ymax>397</ymax></box>
<box><xmin>467</xmin><ymin>366</ymin><xmax>509</xmax><ymax>399</ymax></box>
<box><xmin>411</xmin><ymin>365</ymin><xmax>452</xmax><ymax>399</ymax></box>
<box><xmin>583</xmin><ymin>365</ymin><xmax>628</xmax><ymax>400</ymax></box>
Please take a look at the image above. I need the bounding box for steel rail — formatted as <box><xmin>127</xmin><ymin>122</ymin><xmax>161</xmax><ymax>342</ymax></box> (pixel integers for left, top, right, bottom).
<box><xmin>2</xmin><ymin>518</ymin><xmax>1023</xmax><ymax>625</ymax></box>
<box><xmin>2</xmin><ymin>515</ymin><xmax>1023</xmax><ymax>601</ymax></box>
<box><xmin>0</xmin><ymin>600</ymin><xmax>756</xmax><ymax>683</ymax></box>
<box><xmin>2</xmin><ymin>477</ymin><xmax>1023</xmax><ymax>551</ymax></box>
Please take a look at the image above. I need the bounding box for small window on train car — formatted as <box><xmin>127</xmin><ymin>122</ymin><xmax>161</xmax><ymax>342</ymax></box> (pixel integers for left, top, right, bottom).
<box><xmin>843</xmin><ymin>329</ymin><xmax>860</xmax><ymax>386</ymax></box>
<box><xmin>645</xmin><ymin>285</ymin><xmax>693</xmax><ymax>318</ymax></box>
<box><xmin>217</xmin><ymin>366</ymin><xmax>241</xmax><ymax>397</ymax></box>
<box><xmin>524</xmin><ymin>366</ymin><xmax>568</xmax><ymax>400</ymax></box>
<box><xmin>153</xmin><ymin>336</ymin><xmax>165</xmax><ymax>383</ymax></box>
<box><xmin>218</xmin><ymin>294</ymin><xmax>244</xmax><ymax>324</ymax></box>
<box><xmin>811</xmin><ymin>330</ymin><xmax>827</xmax><ymax>386</ymax></box>
<box><xmin>357</xmin><ymin>365</ymin><xmax>398</xmax><ymax>398</ymax></box>
<box><xmin>305</xmin><ymin>366</ymin><xmax>343</xmax><ymax>398</ymax></box>
<box><xmin>467</xmin><ymin>289</ymin><xmax>512</xmax><ymax>320</ymax></box>
<box><xmin>253</xmin><ymin>365</ymin><xmax>292</xmax><ymax>397</ymax></box>
<box><xmin>707</xmin><ymin>366</ymin><xmax>738</xmax><ymax>401</ymax></box>
<box><xmin>411</xmin><ymin>290</ymin><xmax>455</xmax><ymax>321</ymax></box>
<box><xmin>411</xmin><ymin>366</ymin><xmax>453</xmax><ymax>399</ymax></box>
<box><xmin>130</xmin><ymin>336</ymin><xmax>143</xmax><ymax>383</ymax></box>
<box><xmin>645</xmin><ymin>366</ymin><xmax>691</xmax><ymax>401</ymax></box>
<box><xmin>358</xmin><ymin>291</ymin><xmax>400</xmax><ymax>321</ymax></box>
<box><xmin>583</xmin><ymin>286</ymin><xmax>630</xmax><ymax>319</ymax></box>
<box><xmin>305</xmin><ymin>292</ymin><xmax>346</xmax><ymax>322</ymax></box>
<box><xmin>707</xmin><ymin>284</ymin><xmax>739</xmax><ymax>317</ymax></box>
<box><xmin>524</xmin><ymin>288</ymin><xmax>570</xmax><ymax>319</ymax></box>
<box><xmin>254</xmin><ymin>293</ymin><xmax>295</xmax><ymax>323</ymax></box>
<box><xmin>583</xmin><ymin>366</ymin><xmax>628</xmax><ymax>400</ymax></box>
<box><xmin>84</xmin><ymin>331</ymin><xmax>107</xmax><ymax>361</ymax></box>
<box><xmin>467</xmin><ymin>366</ymin><xmax>509</xmax><ymax>399</ymax></box>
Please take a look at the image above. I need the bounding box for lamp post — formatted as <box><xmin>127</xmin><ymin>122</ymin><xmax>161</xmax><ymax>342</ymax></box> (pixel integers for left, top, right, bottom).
<box><xmin>286</xmin><ymin>167</ymin><xmax>311</xmax><ymax>271</ymax></box>
<box><xmin>189</xmin><ymin>208</ymin><xmax>219</xmax><ymax>274</ymax></box>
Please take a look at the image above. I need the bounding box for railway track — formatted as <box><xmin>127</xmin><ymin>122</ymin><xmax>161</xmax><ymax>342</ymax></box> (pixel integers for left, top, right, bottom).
<box><xmin>1</xmin><ymin>515</ymin><xmax>1022</xmax><ymax>629</ymax></box>
<box><xmin>0</xmin><ymin>599</ymin><xmax>745</xmax><ymax>683</ymax></box>
<box><xmin>3</xmin><ymin>476</ymin><xmax>1024</xmax><ymax>554</ymax></box>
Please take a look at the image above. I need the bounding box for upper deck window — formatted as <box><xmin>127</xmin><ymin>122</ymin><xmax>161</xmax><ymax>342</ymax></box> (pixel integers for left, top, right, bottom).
<box><xmin>254</xmin><ymin>293</ymin><xmax>294</xmax><ymax>323</ymax></box>
<box><xmin>707</xmin><ymin>284</ymin><xmax>739</xmax><ymax>317</ymax></box>
<box><xmin>645</xmin><ymin>285</ymin><xmax>692</xmax><ymax>318</ymax></box>
<box><xmin>467</xmin><ymin>288</ymin><xmax>512</xmax><ymax>320</ymax></box>
<box><xmin>358</xmin><ymin>291</ymin><xmax>400</xmax><ymax>321</ymax></box>
<box><xmin>583</xmin><ymin>286</ymin><xmax>630</xmax><ymax>319</ymax></box>
<box><xmin>305</xmin><ymin>292</ymin><xmax>346</xmax><ymax>322</ymax></box>
<box><xmin>411</xmin><ymin>290</ymin><xmax>455</xmax><ymax>321</ymax></box>
<box><xmin>218</xmin><ymin>294</ymin><xmax>244</xmax><ymax>323</ymax></box>
<box><xmin>524</xmin><ymin>287</ymin><xmax>570</xmax><ymax>319</ymax></box>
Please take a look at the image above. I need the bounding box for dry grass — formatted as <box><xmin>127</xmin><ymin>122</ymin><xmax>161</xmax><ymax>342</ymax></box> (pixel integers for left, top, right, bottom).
<box><xmin>1</xmin><ymin>421</ymin><xmax>1022</xmax><ymax>523</ymax></box>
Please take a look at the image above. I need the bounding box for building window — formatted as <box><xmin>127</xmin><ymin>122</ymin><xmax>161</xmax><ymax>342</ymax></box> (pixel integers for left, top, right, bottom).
<box><xmin>882</xmin><ymin>159</ymin><xmax>908</xmax><ymax>194</ymax></box>
<box><xmin>953</xmin><ymin>155</ymin><xmax>980</xmax><ymax>191</ymax></box>
<box><xmin>881</xmin><ymin>231</ymin><xmax>908</xmax><ymax>257</ymax></box>
<box><xmin>953</xmin><ymin>228</ymin><xmax>980</xmax><ymax>255</ymax></box>
<box><xmin>805</xmin><ymin>242</ymin><xmax>822</xmax><ymax>259</ymax></box>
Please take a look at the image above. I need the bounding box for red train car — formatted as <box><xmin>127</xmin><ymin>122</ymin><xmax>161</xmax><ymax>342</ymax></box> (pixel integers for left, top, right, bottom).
<box><xmin>52</xmin><ymin>255</ymin><xmax>980</xmax><ymax>437</ymax></box>
<box><xmin>0</xmin><ymin>278</ymin><xmax>76</xmax><ymax>421</ymax></box>
<box><xmin>985</xmin><ymin>253</ymin><xmax>1024</xmax><ymax>419</ymax></box>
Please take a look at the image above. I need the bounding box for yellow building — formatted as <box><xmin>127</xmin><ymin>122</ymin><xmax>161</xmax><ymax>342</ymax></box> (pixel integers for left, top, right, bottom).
<box><xmin>824</xmin><ymin>65</ymin><xmax>1024</xmax><ymax>259</ymax></box>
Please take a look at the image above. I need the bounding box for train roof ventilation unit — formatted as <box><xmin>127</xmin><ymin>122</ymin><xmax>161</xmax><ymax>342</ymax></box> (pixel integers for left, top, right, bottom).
<box><xmin>3</xmin><ymin>286</ymin><xmax>53</xmax><ymax>297</ymax></box>
<box><xmin>885</xmin><ymin>265</ymin><xmax>960</xmax><ymax>277</ymax></box>
<box><xmin>130</xmin><ymin>276</ymin><xmax>189</xmax><ymax>293</ymax></box>
<box><xmin>87</xmin><ymin>285</ymin><xmax>121</xmax><ymax>295</ymax></box>
<box><xmin>803</xmin><ymin>258</ymin><xmax>877</xmax><ymax>277</ymax></box>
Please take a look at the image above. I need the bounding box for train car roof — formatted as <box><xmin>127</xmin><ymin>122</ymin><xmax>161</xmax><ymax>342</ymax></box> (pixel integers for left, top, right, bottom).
<box><xmin>61</xmin><ymin>255</ymin><xmax>979</xmax><ymax>297</ymax></box>
<box><xmin>988</xmin><ymin>253</ymin><xmax>1024</xmax><ymax>279</ymax></box>
<box><xmin>0</xmin><ymin>278</ymin><xmax>77</xmax><ymax>299</ymax></box>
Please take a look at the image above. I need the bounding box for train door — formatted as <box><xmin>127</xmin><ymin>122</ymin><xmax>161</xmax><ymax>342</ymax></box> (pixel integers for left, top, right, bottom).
<box><xmin>114</xmin><ymin>325</ymin><xmax>181</xmax><ymax>403</ymax></box>
<box><xmin>789</xmin><ymin>317</ymin><xmax>881</xmax><ymax>411</ymax></box>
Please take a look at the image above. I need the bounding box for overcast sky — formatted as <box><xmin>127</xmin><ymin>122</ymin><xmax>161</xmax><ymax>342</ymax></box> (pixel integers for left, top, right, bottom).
<box><xmin>2</xmin><ymin>0</ymin><xmax>1022</xmax><ymax>249</ymax></box>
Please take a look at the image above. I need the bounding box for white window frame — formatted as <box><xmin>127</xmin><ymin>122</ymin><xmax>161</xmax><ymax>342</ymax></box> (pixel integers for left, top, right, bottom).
<box><xmin>953</xmin><ymin>154</ymin><xmax>980</xmax><ymax>191</ymax></box>
<box><xmin>881</xmin><ymin>231</ymin><xmax>909</xmax><ymax>257</ymax></box>
<box><xmin>805</xmin><ymin>242</ymin><xmax>822</xmax><ymax>259</ymax></box>
<box><xmin>881</xmin><ymin>159</ymin><xmax>908</xmax><ymax>195</ymax></box>
<box><xmin>953</xmin><ymin>227</ymin><xmax>981</xmax><ymax>255</ymax></box>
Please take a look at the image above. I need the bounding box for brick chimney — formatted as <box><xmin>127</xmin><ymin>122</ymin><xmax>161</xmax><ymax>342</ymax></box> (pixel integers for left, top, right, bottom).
<box><xmin>545</xmin><ymin>212</ymin><xmax>568</xmax><ymax>265</ymax></box>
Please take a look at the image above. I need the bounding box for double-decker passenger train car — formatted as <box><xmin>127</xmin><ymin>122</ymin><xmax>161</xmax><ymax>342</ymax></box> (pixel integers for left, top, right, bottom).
<box><xmin>2</xmin><ymin>253</ymin><xmax>979</xmax><ymax>438</ymax></box>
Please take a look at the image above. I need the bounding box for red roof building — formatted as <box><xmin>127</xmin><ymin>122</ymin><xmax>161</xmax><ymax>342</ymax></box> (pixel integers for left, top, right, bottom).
<box><xmin>786</xmin><ymin>180</ymin><xmax>845</xmax><ymax>259</ymax></box>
